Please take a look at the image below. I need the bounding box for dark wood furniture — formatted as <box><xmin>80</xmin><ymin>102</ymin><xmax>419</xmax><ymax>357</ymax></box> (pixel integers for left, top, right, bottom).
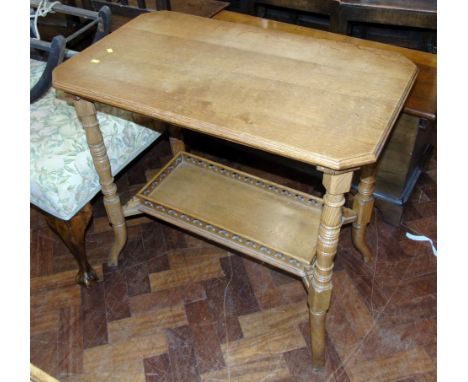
<box><xmin>241</xmin><ymin>0</ymin><xmax>334</xmax><ymax>15</ymax></box>
<box><xmin>215</xmin><ymin>10</ymin><xmax>436</xmax><ymax>226</ymax></box>
<box><xmin>44</xmin><ymin>204</ymin><xmax>98</xmax><ymax>287</ymax></box>
<box><xmin>238</xmin><ymin>0</ymin><xmax>436</xmax><ymax>51</ymax></box>
<box><xmin>331</xmin><ymin>0</ymin><xmax>437</xmax><ymax>33</ymax></box>
<box><xmin>89</xmin><ymin>0</ymin><xmax>229</xmax><ymax>29</ymax></box>
<box><xmin>241</xmin><ymin>0</ymin><xmax>335</xmax><ymax>29</ymax></box>
<box><xmin>330</xmin><ymin>0</ymin><xmax>436</xmax><ymax>51</ymax></box>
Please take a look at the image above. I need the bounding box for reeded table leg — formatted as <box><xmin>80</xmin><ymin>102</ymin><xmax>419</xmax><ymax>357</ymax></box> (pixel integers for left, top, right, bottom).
<box><xmin>352</xmin><ymin>164</ymin><xmax>378</xmax><ymax>262</ymax></box>
<box><xmin>73</xmin><ymin>98</ymin><xmax>127</xmax><ymax>266</ymax></box>
<box><xmin>308</xmin><ymin>171</ymin><xmax>353</xmax><ymax>369</ymax></box>
<box><xmin>168</xmin><ymin>125</ymin><xmax>186</xmax><ymax>155</ymax></box>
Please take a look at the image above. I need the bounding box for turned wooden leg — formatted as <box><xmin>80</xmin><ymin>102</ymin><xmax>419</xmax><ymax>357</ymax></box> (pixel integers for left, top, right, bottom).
<box><xmin>45</xmin><ymin>203</ymin><xmax>98</xmax><ymax>287</ymax></box>
<box><xmin>168</xmin><ymin>125</ymin><xmax>186</xmax><ymax>156</ymax></box>
<box><xmin>308</xmin><ymin>171</ymin><xmax>353</xmax><ymax>369</ymax></box>
<box><xmin>352</xmin><ymin>164</ymin><xmax>378</xmax><ymax>262</ymax></box>
<box><xmin>73</xmin><ymin>98</ymin><xmax>127</xmax><ymax>266</ymax></box>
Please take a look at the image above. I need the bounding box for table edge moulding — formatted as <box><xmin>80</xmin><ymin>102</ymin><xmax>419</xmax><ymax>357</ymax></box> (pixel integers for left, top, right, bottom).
<box><xmin>52</xmin><ymin>11</ymin><xmax>417</xmax><ymax>370</ymax></box>
<box><xmin>53</xmin><ymin>11</ymin><xmax>418</xmax><ymax>171</ymax></box>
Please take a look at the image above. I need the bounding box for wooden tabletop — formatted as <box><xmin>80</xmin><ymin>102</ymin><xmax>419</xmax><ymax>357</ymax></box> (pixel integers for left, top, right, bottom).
<box><xmin>53</xmin><ymin>11</ymin><xmax>417</xmax><ymax>170</ymax></box>
<box><xmin>214</xmin><ymin>11</ymin><xmax>436</xmax><ymax>121</ymax></box>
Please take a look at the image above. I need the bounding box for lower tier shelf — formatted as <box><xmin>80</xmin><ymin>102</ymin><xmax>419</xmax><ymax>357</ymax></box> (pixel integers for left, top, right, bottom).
<box><xmin>136</xmin><ymin>152</ymin><xmax>325</xmax><ymax>276</ymax></box>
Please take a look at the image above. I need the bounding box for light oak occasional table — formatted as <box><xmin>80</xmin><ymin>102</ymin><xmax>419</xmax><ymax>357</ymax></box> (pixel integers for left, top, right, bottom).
<box><xmin>52</xmin><ymin>11</ymin><xmax>417</xmax><ymax>369</ymax></box>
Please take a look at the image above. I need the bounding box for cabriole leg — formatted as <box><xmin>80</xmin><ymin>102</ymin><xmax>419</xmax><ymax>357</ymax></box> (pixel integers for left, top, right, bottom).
<box><xmin>352</xmin><ymin>164</ymin><xmax>378</xmax><ymax>262</ymax></box>
<box><xmin>45</xmin><ymin>203</ymin><xmax>97</xmax><ymax>287</ymax></box>
<box><xmin>308</xmin><ymin>171</ymin><xmax>353</xmax><ymax>369</ymax></box>
<box><xmin>73</xmin><ymin>98</ymin><xmax>127</xmax><ymax>267</ymax></box>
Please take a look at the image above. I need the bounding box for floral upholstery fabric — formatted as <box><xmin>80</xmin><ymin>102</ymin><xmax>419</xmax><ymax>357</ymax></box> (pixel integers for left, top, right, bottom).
<box><xmin>30</xmin><ymin>59</ymin><xmax>161</xmax><ymax>220</ymax></box>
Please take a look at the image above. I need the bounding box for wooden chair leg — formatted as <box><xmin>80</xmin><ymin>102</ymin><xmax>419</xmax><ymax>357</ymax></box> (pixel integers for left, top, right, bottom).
<box><xmin>352</xmin><ymin>164</ymin><xmax>378</xmax><ymax>262</ymax></box>
<box><xmin>45</xmin><ymin>203</ymin><xmax>98</xmax><ymax>287</ymax></box>
<box><xmin>73</xmin><ymin>98</ymin><xmax>127</xmax><ymax>266</ymax></box>
<box><xmin>307</xmin><ymin>171</ymin><xmax>353</xmax><ymax>369</ymax></box>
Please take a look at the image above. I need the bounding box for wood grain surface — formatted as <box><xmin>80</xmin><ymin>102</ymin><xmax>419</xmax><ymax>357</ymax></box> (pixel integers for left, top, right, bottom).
<box><xmin>53</xmin><ymin>11</ymin><xmax>417</xmax><ymax>170</ymax></box>
<box><xmin>214</xmin><ymin>10</ymin><xmax>436</xmax><ymax>121</ymax></box>
<box><xmin>138</xmin><ymin>152</ymin><xmax>323</xmax><ymax>269</ymax></box>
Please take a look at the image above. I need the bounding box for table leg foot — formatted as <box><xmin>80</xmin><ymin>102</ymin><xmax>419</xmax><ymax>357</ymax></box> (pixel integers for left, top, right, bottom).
<box><xmin>351</xmin><ymin>164</ymin><xmax>378</xmax><ymax>262</ymax></box>
<box><xmin>108</xmin><ymin>222</ymin><xmax>126</xmax><ymax>266</ymax></box>
<box><xmin>309</xmin><ymin>301</ymin><xmax>327</xmax><ymax>370</ymax></box>
<box><xmin>76</xmin><ymin>267</ymin><xmax>99</xmax><ymax>287</ymax></box>
<box><xmin>352</xmin><ymin>224</ymin><xmax>373</xmax><ymax>262</ymax></box>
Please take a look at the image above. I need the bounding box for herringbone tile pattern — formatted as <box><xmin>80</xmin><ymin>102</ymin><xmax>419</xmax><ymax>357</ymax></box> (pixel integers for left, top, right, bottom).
<box><xmin>30</xmin><ymin>136</ymin><xmax>437</xmax><ymax>381</ymax></box>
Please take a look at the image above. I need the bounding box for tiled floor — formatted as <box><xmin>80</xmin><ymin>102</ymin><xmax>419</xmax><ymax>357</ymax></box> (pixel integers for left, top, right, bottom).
<box><xmin>30</xmin><ymin>136</ymin><xmax>437</xmax><ymax>381</ymax></box>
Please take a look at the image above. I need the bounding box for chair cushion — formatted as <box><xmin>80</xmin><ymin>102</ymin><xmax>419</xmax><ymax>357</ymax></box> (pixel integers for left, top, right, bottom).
<box><xmin>30</xmin><ymin>59</ymin><xmax>161</xmax><ymax>220</ymax></box>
